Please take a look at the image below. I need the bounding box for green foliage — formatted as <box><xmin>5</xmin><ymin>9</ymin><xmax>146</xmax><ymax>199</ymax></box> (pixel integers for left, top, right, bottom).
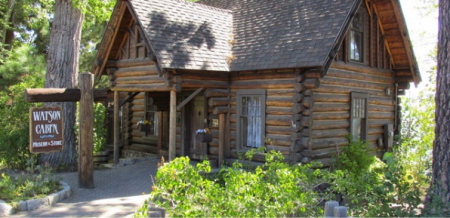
<box><xmin>0</xmin><ymin>164</ymin><xmax>61</xmax><ymax>205</ymax></box>
<box><xmin>93</xmin><ymin>103</ymin><xmax>107</xmax><ymax>153</ymax></box>
<box><xmin>0</xmin><ymin>69</ymin><xmax>45</xmax><ymax>170</ymax></box>
<box><xmin>0</xmin><ymin>43</ymin><xmax>47</xmax><ymax>88</ymax></box>
<box><xmin>144</xmin><ymin>150</ymin><xmax>325</xmax><ymax>217</ymax></box>
<box><xmin>334</xmin><ymin>137</ymin><xmax>376</xmax><ymax>175</ymax></box>
<box><xmin>330</xmin><ymin>139</ymin><xmax>424</xmax><ymax>217</ymax></box>
<box><xmin>75</xmin><ymin>102</ymin><xmax>107</xmax><ymax>154</ymax></box>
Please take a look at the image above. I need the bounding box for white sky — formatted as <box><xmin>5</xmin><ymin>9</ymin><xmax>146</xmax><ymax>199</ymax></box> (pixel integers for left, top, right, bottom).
<box><xmin>398</xmin><ymin>0</ymin><xmax>438</xmax><ymax>93</ymax></box>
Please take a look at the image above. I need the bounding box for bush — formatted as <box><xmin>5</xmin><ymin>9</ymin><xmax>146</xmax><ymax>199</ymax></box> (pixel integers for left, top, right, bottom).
<box><xmin>0</xmin><ymin>74</ymin><xmax>44</xmax><ymax>170</ymax></box>
<box><xmin>0</xmin><ymin>163</ymin><xmax>62</xmax><ymax>205</ymax></box>
<box><xmin>142</xmin><ymin>149</ymin><xmax>326</xmax><ymax>217</ymax></box>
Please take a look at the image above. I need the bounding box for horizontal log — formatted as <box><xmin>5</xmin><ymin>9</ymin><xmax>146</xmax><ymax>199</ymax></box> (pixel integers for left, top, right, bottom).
<box><xmin>181</xmin><ymin>72</ymin><xmax>228</xmax><ymax>81</ymax></box>
<box><xmin>114</xmin><ymin>66</ymin><xmax>158</xmax><ymax>77</ymax></box>
<box><xmin>292</xmin><ymin>122</ymin><xmax>304</xmax><ymax>132</ymax></box>
<box><xmin>312</xmin><ymin>120</ymin><xmax>349</xmax><ymax>130</ymax></box>
<box><xmin>303</xmin><ymin>78</ymin><xmax>320</xmax><ymax>89</ymax></box>
<box><xmin>231</xmin><ymin>72</ymin><xmax>295</xmax><ymax>81</ymax></box>
<box><xmin>205</xmin><ymin>89</ymin><xmax>228</xmax><ymax>98</ymax></box>
<box><xmin>303</xmin><ymin>90</ymin><xmax>313</xmax><ymax>96</ymax></box>
<box><xmin>312</xmin><ymin>112</ymin><xmax>349</xmax><ymax>120</ymax></box>
<box><xmin>314</xmin><ymin>93</ymin><xmax>349</xmax><ymax>103</ymax></box>
<box><xmin>106</xmin><ymin>57</ymin><xmax>155</xmax><ymax>68</ymax></box>
<box><xmin>296</xmin><ymin>74</ymin><xmax>305</xmax><ymax>83</ymax></box>
<box><xmin>208</xmin><ymin>97</ymin><xmax>229</xmax><ymax>107</ymax></box>
<box><xmin>321</xmin><ymin>77</ymin><xmax>393</xmax><ymax>91</ymax></box>
<box><xmin>182</xmin><ymin>79</ymin><xmax>228</xmax><ymax>89</ymax></box>
<box><xmin>267</xmin><ymin>96</ymin><xmax>294</xmax><ymax>107</ymax></box>
<box><xmin>369</xmin><ymin>104</ymin><xmax>394</xmax><ymax>112</ymax></box>
<box><xmin>302</xmin><ymin>147</ymin><xmax>339</xmax><ymax>159</ymax></box>
<box><xmin>213</xmin><ymin>106</ymin><xmax>230</xmax><ymax>114</ymax></box>
<box><xmin>302</xmin><ymin>109</ymin><xmax>311</xmax><ymax>116</ymax></box>
<box><xmin>231</xmin><ymin>79</ymin><xmax>295</xmax><ymax>89</ymax></box>
<box><xmin>291</xmin><ymin>152</ymin><xmax>304</xmax><ymax>163</ymax></box>
<box><xmin>230</xmin><ymin>89</ymin><xmax>294</xmax><ymax>97</ymax></box>
<box><xmin>266</xmin><ymin>125</ymin><xmax>292</xmax><ymax>135</ymax></box>
<box><xmin>368</xmin><ymin>119</ymin><xmax>394</xmax><ymax>127</ymax></box>
<box><xmin>292</xmin><ymin>114</ymin><xmax>303</xmax><ymax>121</ymax></box>
<box><xmin>331</xmin><ymin>61</ymin><xmax>394</xmax><ymax>77</ymax></box>
<box><xmin>132</xmin><ymin>137</ymin><xmax>158</xmax><ymax>145</ymax></box>
<box><xmin>114</xmin><ymin>75</ymin><xmax>165</xmax><ymax>84</ymax></box>
<box><xmin>311</xmin><ymin>129</ymin><xmax>349</xmax><ymax>139</ymax></box>
<box><xmin>311</xmin><ymin>137</ymin><xmax>348</xmax><ymax>150</ymax></box>
<box><xmin>112</xmin><ymin>84</ymin><xmax>180</xmax><ymax>92</ymax></box>
<box><xmin>294</xmin><ymin>83</ymin><xmax>305</xmax><ymax>92</ymax></box>
<box><xmin>25</xmin><ymin>88</ymin><xmax>110</xmax><ymax>103</ymax></box>
<box><xmin>266</xmin><ymin>115</ymin><xmax>292</xmax><ymax>126</ymax></box>
<box><xmin>315</xmin><ymin>84</ymin><xmax>386</xmax><ymax>96</ymax></box>
<box><xmin>368</xmin><ymin>112</ymin><xmax>394</xmax><ymax>119</ymax></box>
<box><xmin>314</xmin><ymin>103</ymin><xmax>350</xmax><ymax>112</ymax></box>
<box><xmin>266</xmin><ymin>107</ymin><xmax>292</xmax><ymax>115</ymax></box>
<box><xmin>327</xmin><ymin>68</ymin><xmax>394</xmax><ymax>84</ymax></box>
<box><xmin>369</xmin><ymin>97</ymin><xmax>394</xmax><ymax>106</ymax></box>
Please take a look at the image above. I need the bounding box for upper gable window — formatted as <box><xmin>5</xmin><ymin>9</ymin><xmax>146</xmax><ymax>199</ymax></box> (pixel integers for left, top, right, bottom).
<box><xmin>349</xmin><ymin>11</ymin><xmax>364</xmax><ymax>62</ymax></box>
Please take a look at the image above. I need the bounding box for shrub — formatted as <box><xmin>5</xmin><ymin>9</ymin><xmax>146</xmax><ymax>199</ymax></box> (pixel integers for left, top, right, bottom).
<box><xmin>143</xmin><ymin>149</ymin><xmax>326</xmax><ymax>217</ymax></box>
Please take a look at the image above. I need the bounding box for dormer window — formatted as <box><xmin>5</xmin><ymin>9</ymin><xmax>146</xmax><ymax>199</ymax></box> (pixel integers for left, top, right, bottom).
<box><xmin>349</xmin><ymin>12</ymin><xmax>363</xmax><ymax>62</ymax></box>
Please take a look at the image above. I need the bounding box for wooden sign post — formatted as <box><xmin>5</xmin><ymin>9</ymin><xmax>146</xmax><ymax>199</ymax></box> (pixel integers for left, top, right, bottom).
<box><xmin>78</xmin><ymin>73</ymin><xmax>94</xmax><ymax>189</ymax></box>
<box><xmin>26</xmin><ymin>72</ymin><xmax>99</xmax><ymax>189</ymax></box>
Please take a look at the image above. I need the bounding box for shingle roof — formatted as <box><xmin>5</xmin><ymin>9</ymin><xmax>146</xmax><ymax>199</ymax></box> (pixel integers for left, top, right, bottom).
<box><xmin>130</xmin><ymin>0</ymin><xmax>232</xmax><ymax>71</ymax></box>
<box><xmin>129</xmin><ymin>0</ymin><xmax>356</xmax><ymax>72</ymax></box>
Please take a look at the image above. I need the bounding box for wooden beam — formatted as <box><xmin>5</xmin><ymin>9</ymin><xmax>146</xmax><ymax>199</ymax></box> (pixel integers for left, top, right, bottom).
<box><xmin>25</xmin><ymin>88</ymin><xmax>110</xmax><ymax>103</ymax></box>
<box><xmin>114</xmin><ymin>91</ymin><xmax>120</xmax><ymax>165</ymax></box>
<box><xmin>176</xmin><ymin>88</ymin><xmax>204</xmax><ymax>111</ymax></box>
<box><xmin>169</xmin><ymin>90</ymin><xmax>177</xmax><ymax>161</ymax></box>
<box><xmin>78</xmin><ymin>73</ymin><xmax>94</xmax><ymax>189</ymax></box>
<box><xmin>218</xmin><ymin>114</ymin><xmax>225</xmax><ymax>167</ymax></box>
<box><xmin>119</xmin><ymin>92</ymin><xmax>140</xmax><ymax>107</ymax></box>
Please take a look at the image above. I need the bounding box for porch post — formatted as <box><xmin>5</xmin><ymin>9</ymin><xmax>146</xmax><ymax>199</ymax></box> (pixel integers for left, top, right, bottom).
<box><xmin>218</xmin><ymin>113</ymin><xmax>225</xmax><ymax>166</ymax></box>
<box><xmin>169</xmin><ymin>90</ymin><xmax>177</xmax><ymax>161</ymax></box>
<box><xmin>114</xmin><ymin>91</ymin><xmax>120</xmax><ymax>165</ymax></box>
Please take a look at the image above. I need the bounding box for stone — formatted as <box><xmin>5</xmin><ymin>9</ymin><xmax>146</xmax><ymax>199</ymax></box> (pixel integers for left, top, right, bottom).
<box><xmin>0</xmin><ymin>200</ymin><xmax>13</xmax><ymax>216</ymax></box>
<box><xmin>18</xmin><ymin>201</ymin><xmax>27</xmax><ymax>211</ymax></box>
<box><xmin>324</xmin><ymin>201</ymin><xmax>339</xmax><ymax>217</ymax></box>
<box><xmin>26</xmin><ymin>198</ymin><xmax>48</xmax><ymax>210</ymax></box>
<box><xmin>48</xmin><ymin>193</ymin><xmax>59</xmax><ymax>205</ymax></box>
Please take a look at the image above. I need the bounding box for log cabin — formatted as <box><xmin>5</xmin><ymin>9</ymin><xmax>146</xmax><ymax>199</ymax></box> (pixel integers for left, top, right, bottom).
<box><xmin>92</xmin><ymin>0</ymin><xmax>420</xmax><ymax>166</ymax></box>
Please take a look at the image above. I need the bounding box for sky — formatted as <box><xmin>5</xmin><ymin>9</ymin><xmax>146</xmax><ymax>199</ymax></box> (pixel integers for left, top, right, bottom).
<box><xmin>398</xmin><ymin>0</ymin><xmax>438</xmax><ymax>93</ymax></box>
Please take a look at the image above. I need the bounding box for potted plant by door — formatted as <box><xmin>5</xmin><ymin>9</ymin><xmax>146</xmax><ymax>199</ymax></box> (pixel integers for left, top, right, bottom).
<box><xmin>196</xmin><ymin>128</ymin><xmax>213</xmax><ymax>143</ymax></box>
<box><xmin>137</xmin><ymin>120</ymin><xmax>152</xmax><ymax>132</ymax></box>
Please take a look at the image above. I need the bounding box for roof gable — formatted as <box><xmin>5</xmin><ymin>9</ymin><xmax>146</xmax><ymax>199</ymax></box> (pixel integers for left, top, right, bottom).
<box><xmin>130</xmin><ymin>0</ymin><xmax>232</xmax><ymax>71</ymax></box>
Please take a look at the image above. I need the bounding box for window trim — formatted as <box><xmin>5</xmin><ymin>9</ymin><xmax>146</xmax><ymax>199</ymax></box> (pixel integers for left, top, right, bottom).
<box><xmin>350</xmin><ymin>92</ymin><xmax>369</xmax><ymax>141</ymax></box>
<box><xmin>236</xmin><ymin>89</ymin><xmax>266</xmax><ymax>151</ymax></box>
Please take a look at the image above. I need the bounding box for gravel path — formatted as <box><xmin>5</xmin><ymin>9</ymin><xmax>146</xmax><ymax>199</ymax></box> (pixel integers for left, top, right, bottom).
<box><xmin>11</xmin><ymin>158</ymin><xmax>159</xmax><ymax>217</ymax></box>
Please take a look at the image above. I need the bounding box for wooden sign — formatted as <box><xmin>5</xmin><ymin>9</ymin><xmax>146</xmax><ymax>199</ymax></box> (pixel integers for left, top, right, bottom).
<box><xmin>29</xmin><ymin>107</ymin><xmax>64</xmax><ymax>153</ymax></box>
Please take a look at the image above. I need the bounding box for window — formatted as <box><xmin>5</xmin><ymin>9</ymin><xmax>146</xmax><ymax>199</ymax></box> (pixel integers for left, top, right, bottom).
<box><xmin>350</xmin><ymin>92</ymin><xmax>368</xmax><ymax>141</ymax></box>
<box><xmin>349</xmin><ymin>11</ymin><xmax>364</xmax><ymax>62</ymax></box>
<box><xmin>144</xmin><ymin>93</ymin><xmax>158</xmax><ymax>137</ymax></box>
<box><xmin>237</xmin><ymin>90</ymin><xmax>266</xmax><ymax>149</ymax></box>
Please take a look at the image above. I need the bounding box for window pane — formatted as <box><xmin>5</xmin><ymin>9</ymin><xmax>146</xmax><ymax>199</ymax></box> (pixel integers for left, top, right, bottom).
<box><xmin>352</xmin><ymin>118</ymin><xmax>361</xmax><ymax>139</ymax></box>
<box><xmin>350</xmin><ymin>31</ymin><xmax>362</xmax><ymax>61</ymax></box>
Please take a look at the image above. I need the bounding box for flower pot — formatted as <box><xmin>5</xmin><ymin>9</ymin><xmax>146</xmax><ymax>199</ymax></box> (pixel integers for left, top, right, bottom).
<box><xmin>196</xmin><ymin>133</ymin><xmax>213</xmax><ymax>143</ymax></box>
<box><xmin>139</xmin><ymin>124</ymin><xmax>151</xmax><ymax>132</ymax></box>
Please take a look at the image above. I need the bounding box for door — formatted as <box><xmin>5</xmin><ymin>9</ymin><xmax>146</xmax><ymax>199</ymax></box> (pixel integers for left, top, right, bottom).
<box><xmin>182</xmin><ymin>94</ymin><xmax>206</xmax><ymax>160</ymax></box>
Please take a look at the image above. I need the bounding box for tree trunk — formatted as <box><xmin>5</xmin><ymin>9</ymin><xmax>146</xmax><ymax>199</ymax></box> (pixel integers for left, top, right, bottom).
<box><xmin>432</xmin><ymin>0</ymin><xmax>450</xmax><ymax>203</ymax></box>
<box><xmin>40</xmin><ymin>0</ymin><xmax>84</xmax><ymax>168</ymax></box>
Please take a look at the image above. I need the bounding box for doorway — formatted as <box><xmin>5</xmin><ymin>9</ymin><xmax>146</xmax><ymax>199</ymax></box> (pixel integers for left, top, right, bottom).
<box><xmin>182</xmin><ymin>93</ymin><xmax>207</xmax><ymax>160</ymax></box>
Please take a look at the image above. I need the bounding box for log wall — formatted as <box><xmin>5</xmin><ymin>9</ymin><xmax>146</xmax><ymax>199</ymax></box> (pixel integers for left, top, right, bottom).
<box><xmin>228</xmin><ymin>70</ymin><xmax>299</xmax><ymax>163</ymax></box>
<box><xmin>302</xmin><ymin>61</ymin><xmax>396</xmax><ymax>166</ymax></box>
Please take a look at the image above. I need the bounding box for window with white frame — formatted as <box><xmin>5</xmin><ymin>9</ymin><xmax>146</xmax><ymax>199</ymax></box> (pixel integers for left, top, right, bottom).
<box><xmin>237</xmin><ymin>90</ymin><xmax>266</xmax><ymax>149</ymax></box>
<box><xmin>350</xmin><ymin>92</ymin><xmax>368</xmax><ymax>141</ymax></box>
<box><xmin>145</xmin><ymin>93</ymin><xmax>158</xmax><ymax>137</ymax></box>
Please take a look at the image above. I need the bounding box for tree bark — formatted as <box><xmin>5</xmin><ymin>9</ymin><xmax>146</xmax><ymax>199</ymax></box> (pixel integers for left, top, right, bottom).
<box><xmin>432</xmin><ymin>0</ymin><xmax>450</xmax><ymax>203</ymax></box>
<box><xmin>40</xmin><ymin>0</ymin><xmax>84</xmax><ymax>168</ymax></box>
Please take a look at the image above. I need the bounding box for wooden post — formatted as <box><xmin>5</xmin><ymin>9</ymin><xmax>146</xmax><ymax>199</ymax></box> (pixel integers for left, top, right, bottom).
<box><xmin>218</xmin><ymin>114</ymin><xmax>225</xmax><ymax>166</ymax></box>
<box><xmin>114</xmin><ymin>91</ymin><xmax>120</xmax><ymax>165</ymax></box>
<box><xmin>169</xmin><ymin>90</ymin><xmax>177</xmax><ymax>161</ymax></box>
<box><xmin>78</xmin><ymin>73</ymin><xmax>94</xmax><ymax>189</ymax></box>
